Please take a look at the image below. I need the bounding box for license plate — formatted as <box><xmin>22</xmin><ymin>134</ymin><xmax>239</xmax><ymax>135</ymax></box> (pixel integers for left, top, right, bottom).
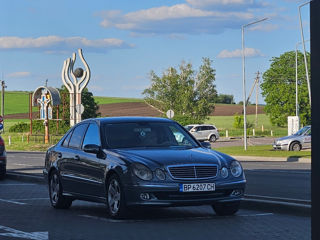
<box><xmin>179</xmin><ymin>183</ymin><xmax>215</xmax><ymax>192</ymax></box>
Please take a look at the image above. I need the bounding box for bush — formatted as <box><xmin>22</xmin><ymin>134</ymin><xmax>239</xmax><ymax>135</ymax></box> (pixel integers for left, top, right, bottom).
<box><xmin>32</xmin><ymin>120</ymin><xmax>70</xmax><ymax>135</ymax></box>
<box><xmin>170</xmin><ymin>115</ymin><xmax>203</xmax><ymax>126</ymax></box>
<box><xmin>9</xmin><ymin>122</ymin><xmax>30</xmax><ymax>133</ymax></box>
<box><xmin>233</xmin><ymin>113</ymin><xmax>253</xmax><ymax>129</ymax></box>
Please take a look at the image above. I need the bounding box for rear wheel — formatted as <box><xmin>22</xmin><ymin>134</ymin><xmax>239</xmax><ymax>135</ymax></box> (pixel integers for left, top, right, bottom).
<box><xmin>209</xmin><ymin>135</ymin><xmax>217</xmax><ymax>142</ymax></box>
<box><xmin>49</xmin><ymin>171</ymin><xmax>72</xmax><ymax>209</ymax></box>
<box><xmin>289</xmin><ymin>142</ymin><xmax>301</xmax><ymax>151</ymax></box>
<box><xmin>212</xmin><ymin>201</ymin><xmax>240</xmax><ymax>216</ymax></box>
<box><xmin>106</xmin><ymin>174</ymin><xmax>127</xmax><ymax>219</ymax></box>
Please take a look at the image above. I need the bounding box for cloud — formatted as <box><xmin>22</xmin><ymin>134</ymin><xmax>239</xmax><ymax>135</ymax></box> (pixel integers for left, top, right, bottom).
<box><xmin>0</xmin><ymin>36</ymin><xmax>134</xmax><ymax>53</ymax></box>
<box><xmin>248</xmin><ymin>23</ymin><xmax>279</xmax><ymax>31</ymax></box>
<box><xmin>186</xmin><ymin>0</ymin><xmax>266</xmax><ymax>9</ymax></box>
<box><xmin>6</xmin><ymin>72</ymin><xmax>31</xmax><ymax>78</ymax></box>
<box><xmin>98</xmin><ymin>4</ymin><xmax>259</xmax><ymax>35</ymax></box>
<box><xmin>217</xmin><ymin>48</ymin><xmax>263</xmax><ymax>58</ymax></box>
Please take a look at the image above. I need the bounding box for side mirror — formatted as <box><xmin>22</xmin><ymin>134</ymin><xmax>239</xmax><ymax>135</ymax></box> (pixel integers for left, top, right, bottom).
<box><xmin>83</xmin><ymin>144</ymin><xmax>101</xmax><ymax>154</ymax></box>
<box><xmin>190</xmin><ymin>129</ymin><xmax>196</xmax><ymax>132</ymax></box>
<box><xmin>200</xmin><ymin>141</ymin><xmax>211</xmax><ymax>149</ymax></box>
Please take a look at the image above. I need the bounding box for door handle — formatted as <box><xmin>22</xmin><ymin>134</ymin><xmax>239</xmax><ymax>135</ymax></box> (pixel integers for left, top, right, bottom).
<box><xmin>74</xmin><ymin>155</ymin><xmax>80</xmax><ymax>161</ymax></box>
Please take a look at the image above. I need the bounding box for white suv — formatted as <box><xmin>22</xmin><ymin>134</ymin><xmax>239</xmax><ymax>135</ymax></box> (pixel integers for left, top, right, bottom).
<box><xmin>185</xmin><ymin>124</ymin><xmax>219</xmax><ymax>142</ymax></box>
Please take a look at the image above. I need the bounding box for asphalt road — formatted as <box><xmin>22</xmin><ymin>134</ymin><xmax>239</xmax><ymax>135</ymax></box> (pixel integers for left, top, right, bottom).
<box><xmin>6</xmin><ymin>152</ymin><xmax>311</xmax><ymax>203</ymax></box>
<box><xmin>0</xmin><ymin>179</ymin><xmax>311</xmax><ymax>240</ymax></box>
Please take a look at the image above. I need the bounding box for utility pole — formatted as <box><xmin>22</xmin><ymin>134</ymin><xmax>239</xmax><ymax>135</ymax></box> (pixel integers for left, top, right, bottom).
<box><xmin>45</xmin><ymin>79</ymin><xmax>48</xmax><ymax>87</ymax></box>
<box><xmin>255</xmin><ymin>72</ymin><xmax>260</xmax><ymax>127</ymax></box>
<box><xmin>1</xmin><ymin>81</ymin><xmax>5</xmax><ymax>133</ymax></box>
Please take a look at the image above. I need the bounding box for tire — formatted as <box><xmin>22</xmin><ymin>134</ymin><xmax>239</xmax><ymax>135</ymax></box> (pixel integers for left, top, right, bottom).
<box><xmin>289</xmin><ymin>142</ymin><xmax>301</xmax><ymax>151</ymax></box>
<box><xmin>209</xmin><ymin>135</ymin><xmax>217</xmax><ymax>142</ymax></box>
<box><xmin>49</xmin><ymin>171</ymin><xmax>72</xmax><ymax>209</ymax></box>
<box><xmin>0</xmin><ymin>165</ymin><xmax>6</xmax><ymax>180</ymax></box>
<box><xmin>106</xmin><ymin>174</ymin><xmax>127</xmax><ymax>219</ymax></box>
<box><xmin>212</xmin><ymin>201</ymin><xmax>240</xmax><ymax>216</ymax></box>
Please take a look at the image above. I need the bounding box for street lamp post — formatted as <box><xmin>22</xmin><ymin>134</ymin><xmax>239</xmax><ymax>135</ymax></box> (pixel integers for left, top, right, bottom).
<box><xmin>295</xmin><ymin>39</ymin><xmax>310</xmax><ymax>117</ymax></box>
<box><xmin>298</xmin><ymin>1</ymin><xmax>311</xmax><ymax>107</ymax></box>
<box><xmin>242</xmin><ymin>17</ymin><xmax>268</xmax><ymax>150</ymax></box>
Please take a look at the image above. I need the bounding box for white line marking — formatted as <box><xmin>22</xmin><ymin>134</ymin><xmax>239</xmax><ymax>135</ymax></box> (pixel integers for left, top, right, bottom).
<box><xmin>245</xmin><ymin>194</ymin><xmax>311</xmax><ymax>203</ymax></box>
<box><xmin>9</xmin><ymin>198</ymin><xmax>49</xmax><ymax>201</ymax></box>
<box><xmin>0</xmin><ymin>225</ymin><xmax>48</xmax><ymax>240</ymax></box>
<box><xmin>0</xmin><ymin>198</ymin><xmax>26</xmax><ymax>205</ymax></box>
<box><xmin>0</xmin><ymin>184</ymin><xmax>37</xmax><ymax>186</ymax></box>
<box><xmin>238</xmin><ymin>213</ymin><xmax>274</xmax><ymax>217</ymax></box>
<box><xmin>13</xmin><ymin>163</ymin><xmax>34</xmax><ymax>166</ymax></box>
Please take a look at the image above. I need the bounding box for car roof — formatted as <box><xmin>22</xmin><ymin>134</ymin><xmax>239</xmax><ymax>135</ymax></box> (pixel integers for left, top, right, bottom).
<box><xmin>80</xmin><ymin>116</ymin><xmax>174</xmax><ymax>124</ymax></box>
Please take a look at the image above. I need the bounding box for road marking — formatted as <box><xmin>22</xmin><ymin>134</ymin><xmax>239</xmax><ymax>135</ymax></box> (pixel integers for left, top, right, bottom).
<box><xmin>0</xmin><ymin>184</ymin><xmax>37</xmax><ymax>186</ymax></box>
<box><xmin>245</xmin><ymin>194</ymin><xmax>311</xmax><ymax>204</ymax></box>
<box><xmin>238</xmin><ymin>213</ymin><xmax>274</xmax><ymax>217</ymax></box>
<box><xmin>0</xmin><ymin>225</ymin><xmax>48</xmax><ymax>240</ymax></box>
<box><xmin>0</xmin><ymin>198</ymin><xmax>26</xmax><ymax>205</ymax></box>
<box><xmin>9</xmin><ymin>198</ymin><xmax>49</xmax><ymax>201</ymax></box>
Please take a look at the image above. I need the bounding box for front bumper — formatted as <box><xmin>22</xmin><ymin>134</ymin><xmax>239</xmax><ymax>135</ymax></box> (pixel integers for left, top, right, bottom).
<box><xmin>273</xmin><ymin>143</ymin><xmax>288</xmax><ymax>150</ymax></box>
<box><xmin>124</xmin><ymin>179</ymin><xmax>246</xmax><ymax>207</ymax></box>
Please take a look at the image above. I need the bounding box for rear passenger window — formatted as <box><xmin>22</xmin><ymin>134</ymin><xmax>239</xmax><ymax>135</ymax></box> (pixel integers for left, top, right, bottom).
<box><xmin>62</xmin><ymin>130</ymin><xmax>73</xmax><ymax>147</ymax></box>
<box><xmin>208</xmin><ymin>126</ymin><xmax>215</xmax><ymax>130</ymax></box>
<box><xmin>68</xmin><ymin>124</ymin><xmax>89</xmax><ymax>149</ymax></box>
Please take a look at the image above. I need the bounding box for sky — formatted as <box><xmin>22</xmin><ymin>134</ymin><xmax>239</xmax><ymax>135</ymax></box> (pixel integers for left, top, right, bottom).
<box><xmin>0</xmin><ymin>0</ymin><xmax>311</xmax><ymax>104</ymax></box>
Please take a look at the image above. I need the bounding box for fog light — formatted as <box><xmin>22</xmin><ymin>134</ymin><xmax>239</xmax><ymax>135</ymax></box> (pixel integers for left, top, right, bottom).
<box><xmin>140</xmin><ymin>193</ymin><xmax>150</xmax><ymax>200</ymax></box>
<box><xmin>231</xmin><ymin>189</ymin><xmax>243</xmax><ymax>196</ymax></box>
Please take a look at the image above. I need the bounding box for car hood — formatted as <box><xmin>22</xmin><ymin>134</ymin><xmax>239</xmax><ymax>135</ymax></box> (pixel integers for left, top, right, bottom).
<box><xmin>276</xmin><ymin>135</ymin><xmax>300</xmax><ymax>142</ymax></box>
<box><xmin>111</xmin><ymin>147</ymin><xmax>234</xmax><ymax>168</ymax></box>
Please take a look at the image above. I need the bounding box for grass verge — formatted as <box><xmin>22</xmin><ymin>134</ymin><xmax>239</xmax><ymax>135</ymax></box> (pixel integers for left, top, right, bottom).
<box><xmin>213</xmin><ymin>145</ymin><xmax>311</xmax><ymax>158</ymax></box>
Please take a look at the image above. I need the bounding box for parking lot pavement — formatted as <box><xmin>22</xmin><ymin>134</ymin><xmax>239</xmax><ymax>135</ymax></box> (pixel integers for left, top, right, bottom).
<box><xmin>0</xmin><ymin>179</ymin><xmax>311</xmax><ymax>240</ymax></box>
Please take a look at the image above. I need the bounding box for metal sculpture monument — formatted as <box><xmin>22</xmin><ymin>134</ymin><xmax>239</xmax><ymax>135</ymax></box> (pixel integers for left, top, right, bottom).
<box><xmin>62</xmin><ymin>48</ymin><xmax>90</xmax><ymax>126</ymax></box>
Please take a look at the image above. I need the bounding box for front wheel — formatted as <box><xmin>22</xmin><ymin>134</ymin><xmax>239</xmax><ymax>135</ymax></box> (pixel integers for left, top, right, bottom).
<box><xmin>106</xmin><ymin>174</ymin><xmax>127</xmax><ymax>219</ymax></box>
<box><xmin>49</xmin><ymin>171</ymin><xmax>72</xmax><ymax>209</ymax></box>
<box><xmin>212</xmin><ymin>201</ymin><xmax>240</xmax><ymax>216</ymax></box>
<box><xmin>209</xmin><ymin>135</ymin><xmax>217</xmax><ymax>142</ymax></box>
<box><xmin>289</xmin><ymin>142</ymin><xmax>301</xmax><ymax>151</ymax></box>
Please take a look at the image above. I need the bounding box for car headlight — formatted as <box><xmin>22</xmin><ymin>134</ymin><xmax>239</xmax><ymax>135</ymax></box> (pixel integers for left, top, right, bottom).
<box><xmin>230</xmin><ymin>161</ymin><xmax>242</xmax><ymax>177</ymax></box>
<box><xmin>220</xmin><ymin>167</ymin><xmax>228</xmax><ymax>178</ymax></box>
<box><xmin>132</xmin><ymin>163</ymin><xmax>153</xmax><ymax>180</ymax></box>
<box><xmin>155</xmin><ymin>169</ymin><xmax>166</xmax><ymax>180</ymax></box>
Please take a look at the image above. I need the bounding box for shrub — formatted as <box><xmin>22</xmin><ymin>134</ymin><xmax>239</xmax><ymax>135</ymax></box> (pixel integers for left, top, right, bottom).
<box><xmin>9</xmin><ymin>122</ymin><xmax>30</xmax><ymax>133</ymax></box>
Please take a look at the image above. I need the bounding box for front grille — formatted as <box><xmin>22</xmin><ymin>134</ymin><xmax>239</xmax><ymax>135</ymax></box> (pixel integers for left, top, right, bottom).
<box><xmin>168</xmin><ymin>164</ymin><xmax>218</xmax><ymax>180</ymax></box>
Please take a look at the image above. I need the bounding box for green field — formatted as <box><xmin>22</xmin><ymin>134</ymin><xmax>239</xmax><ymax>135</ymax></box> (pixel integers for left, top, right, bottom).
<box><xmin>205</xmin><ymin>114</ymin><xmax>287</xmax><ymax>137</ymax></box>
<box><xmin>213</xmin><ymin>145</ymin><xmax>311</xmax><ymax>158</ymax></box>
<box><xmin>1</xmin><ymin>91</ymin><xmax>37</xmax><ymax>115</ymax></box>
<box><xmin>93</xmin><ymin>96</ymin><xmax>143</xmax><ymax>105</ymax></box>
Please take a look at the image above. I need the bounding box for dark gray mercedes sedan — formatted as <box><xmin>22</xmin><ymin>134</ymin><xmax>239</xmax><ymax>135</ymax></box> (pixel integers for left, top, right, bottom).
<box><xmin>43</xmin><ymin>117</ymin><xmax>246</xmax><ymax>218</ymax></box>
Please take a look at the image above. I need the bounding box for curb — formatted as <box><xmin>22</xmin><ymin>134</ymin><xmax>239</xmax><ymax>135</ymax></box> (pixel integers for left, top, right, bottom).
<box><xmin>6</xmin><ymin>172</ymin><xmax>45</xmax><ymax>184</ymax></box>
<box><xmin>233</xmin><ymin>155</ymin><xmax>311</xmax><ymax>163</ymax></box>
<box><xmin>241</xmin><ymin>198</ymin><xmax>310</xmax><ymax>217</ymax></box>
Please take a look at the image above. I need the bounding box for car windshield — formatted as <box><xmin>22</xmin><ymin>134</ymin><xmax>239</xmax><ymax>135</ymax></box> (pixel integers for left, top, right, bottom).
<box><xmin>184</xmin><ymin>125</ymin><xmax>194</xmax><ymax>131</ymax></box>
<box><xmin>294</xmin><ymin>126</ymin><xmax>310</xmax><ymax>136</ymax></box>
<box><xmin>103</xmin><ymin>122</ymin><xmax>199</xmax><ymax>149</ymax></box>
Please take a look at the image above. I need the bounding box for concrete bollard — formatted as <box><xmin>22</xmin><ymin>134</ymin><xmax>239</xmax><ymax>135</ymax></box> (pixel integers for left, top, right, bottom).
<box><xmin>226</xmin><ymin>130</ymin><xmax>229</xmax><ymax>138</ymax></box>
<box><xmin>8</xmin><ymin>136</ymin><xmax>11</xmax><ymax>145</ymax></box>
<box><xmin>271</xmin><ymin>130</ymin><xmax>273</xmax><ymax>136</ymax></box>
<box><xmin>253</xmin><ymin>129</ymin><xmax>255</xmax><ymax>136</ymax></box>
<box><xmin>261</xmin><ymin>125</ymin><xmax>264</xmax><ymax>132</ymax></box>
<box><xmin>22</xmin><ymin>135</ymin><xmax>24</xmax><ymax>142</ymax></box>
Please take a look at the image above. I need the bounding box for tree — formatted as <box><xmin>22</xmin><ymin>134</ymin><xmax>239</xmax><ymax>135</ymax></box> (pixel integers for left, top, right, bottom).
<box><xmin>216</xmin><ymin>94</ymin><xmax>235</xmax><ymax>104</ymax></box>
<box><xmin>58</xmin><ymin>86</ymin><xmax>100</xmax><ymax>123</ymax></box>
<box><xmin>143</xmin><ymin>58</ymin><xmax>217</xmax><ymax>123</ymax></box>
<box><xmin>260</xmin><ymin>51</ymin><xmax>310</xmax><ymax>126</ymax></box>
